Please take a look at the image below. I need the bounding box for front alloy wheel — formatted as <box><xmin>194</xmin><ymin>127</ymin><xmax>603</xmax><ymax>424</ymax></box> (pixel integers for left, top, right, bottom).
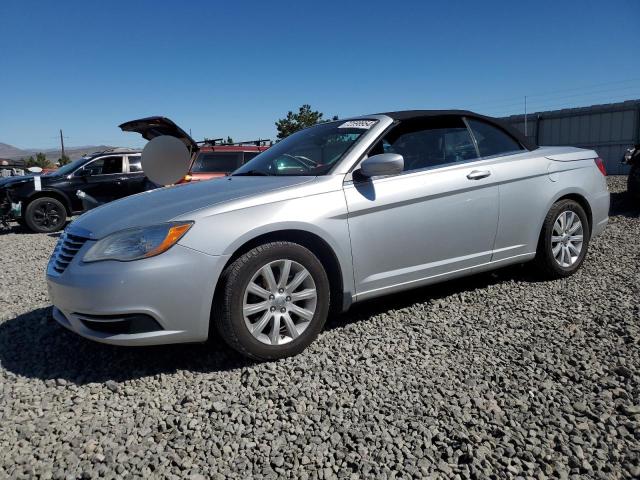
<box><xmin>243</xmin><ymin>259</ymin><xmax>317</xmax><ymax>345</ymax></box>
<box><xmin>24</xmin><ymin>197</ymin><xmax>67</xmax><ymax>233</ymax></box>
<box><xmin>214</xmin><ymin>241</ymin><xmax>330</xmax><ymax>360</ymax></box>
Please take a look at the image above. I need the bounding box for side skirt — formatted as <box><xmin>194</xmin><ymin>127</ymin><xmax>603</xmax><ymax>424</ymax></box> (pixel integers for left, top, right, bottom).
<box><xmin>353</xmin><ymin>251</ymin><xmax>536</xmax><ymax>303</ymax></box>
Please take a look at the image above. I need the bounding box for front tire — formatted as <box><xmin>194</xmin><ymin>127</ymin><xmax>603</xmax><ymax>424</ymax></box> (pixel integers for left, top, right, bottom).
<box><xmin>533</xmin><ymin>199</ymin><xmax>590</xmax><ymax>279</ymax></box>
<box><xmin>214</xmin><ymin>241</ymin><xmax>330</xmax><ymax>360</ymax></box>
<box><xmin>24</xmin><ymin>197</ymin><xmax>67</xmax><ymax>233</ymax></box>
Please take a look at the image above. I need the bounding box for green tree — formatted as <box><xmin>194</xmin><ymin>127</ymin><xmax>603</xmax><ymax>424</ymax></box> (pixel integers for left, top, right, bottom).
<box><xmin>275</xmin><ymin>104</ymin><xmax>338</xmax><ymax>140</ymax></box>
<box><xmin>58</xmin><ymin>154</ymin><xmax>71</xmax><ymax>166</ymax></box>
<box><xmin>26</xmin><ymin>152</ymin><xmax>52</xmax><ymax>169</ymax></box>
<box><xmin>225</xmin><ymin>136</ymin><xmax>234</xmax><ymax>145</ymax></box>
<box><xmin>36</xmin><ymin>152</ymin><xmax>52</xmax><ymax>168</ymax></box>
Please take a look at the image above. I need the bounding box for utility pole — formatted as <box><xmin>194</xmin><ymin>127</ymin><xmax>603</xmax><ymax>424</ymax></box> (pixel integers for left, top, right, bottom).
<box><xmin>524</xmin><ymin>96</ymin><xmax>528</xmax><ymax>138</ymax></box>
<box><xmin>59</xmin><ymin>129</ymin><xmax>66</xmax><ymax>159</ymax></box>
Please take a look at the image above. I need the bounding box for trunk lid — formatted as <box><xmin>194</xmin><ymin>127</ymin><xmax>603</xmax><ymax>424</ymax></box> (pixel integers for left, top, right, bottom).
<box><xmin>119</xmin><ymin>116</ymin><xmax>198</xmax><ymax>153</ymax></box>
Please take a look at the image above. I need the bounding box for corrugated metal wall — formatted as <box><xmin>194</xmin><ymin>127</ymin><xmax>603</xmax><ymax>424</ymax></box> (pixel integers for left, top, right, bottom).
<box><xmin>501</xmin><ymin>100</ymin><xmax>640</xmax><ymax>174</ymax></box>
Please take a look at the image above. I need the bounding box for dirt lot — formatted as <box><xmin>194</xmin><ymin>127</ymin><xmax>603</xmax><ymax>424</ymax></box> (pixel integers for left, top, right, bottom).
<box><xmin>0</xmin><ymin>176</ymin><xmax>638</xmax><ymax>479</ymax></box>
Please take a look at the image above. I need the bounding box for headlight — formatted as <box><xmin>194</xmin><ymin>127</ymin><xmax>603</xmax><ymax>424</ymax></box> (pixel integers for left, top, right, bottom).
<box><xmin>83</xmin><ymin>221</ymin><xmax>193</xmax><ymax>263</ymax></box>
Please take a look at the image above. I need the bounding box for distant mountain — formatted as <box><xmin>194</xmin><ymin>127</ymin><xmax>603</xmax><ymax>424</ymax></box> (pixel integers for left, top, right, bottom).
<box><xmin>0</xmin><ymin>142</ymin><xmax>116</xmax><ymax>164</ymax></box>
<box><xmin>0</xmin><ymin>142</ymin><xmax>28</xmax><ymax>159</ymax></box>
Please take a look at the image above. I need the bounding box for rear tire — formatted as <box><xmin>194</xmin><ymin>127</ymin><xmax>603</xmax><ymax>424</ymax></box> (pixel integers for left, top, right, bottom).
<box><xmin>213</xmin><ymin>241</ymin><xmax>330</xmax><ymax>360</ymax></box>
<box><xmin>24</xmin><ymin>197</ymin><xmax>67</xmax><ymax>233</ymax></box>
<box><xmin>533</xmin><ymin>199</ymin><xmax>590</xmax><ymax>279</ymax></box>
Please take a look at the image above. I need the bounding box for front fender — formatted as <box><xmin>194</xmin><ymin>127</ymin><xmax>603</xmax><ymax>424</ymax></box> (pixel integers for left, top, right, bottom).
<box><xmin>26</xmin><ymin>188</ymin><xmax>74</xmax><ymax>213</ymax></box>
<box><xmin>178</xmin><ymin>190</ymin><xmax>355</xmax><ymax>306</ymax></box>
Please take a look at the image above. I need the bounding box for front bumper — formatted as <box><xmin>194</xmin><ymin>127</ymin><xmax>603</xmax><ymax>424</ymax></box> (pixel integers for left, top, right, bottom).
<box><xmin>0</xmin><ymin>189</ymin><xmax>20</xmax><ymax>220</ymax></box>
<box><xmin>46</xmin><ymin>239</ymin><xmax>229</xmax><ymax>346</ymax></box>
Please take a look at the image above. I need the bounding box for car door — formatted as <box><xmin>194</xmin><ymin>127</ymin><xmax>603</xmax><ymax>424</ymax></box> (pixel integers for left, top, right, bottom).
<box><xmin>344</xmin><ymin>115</ymin><xmax>500</xmax><ymax>299</ymax></box>
<box><xmin>463</xmin><ymin>118</ymin><xmax>544</xmax><ymax>262</ymax></box>
<box><xmin>75</xmin><ymin>155</ymin><xmax>129</xmax><ymax>202</ymax></box>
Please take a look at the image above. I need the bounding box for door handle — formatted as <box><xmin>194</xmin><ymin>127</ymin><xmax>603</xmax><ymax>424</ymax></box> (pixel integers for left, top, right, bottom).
<box><xmin>467</xmin><ymin>170</ymin><xmax>491</xmax><ymax>180</ymax></box>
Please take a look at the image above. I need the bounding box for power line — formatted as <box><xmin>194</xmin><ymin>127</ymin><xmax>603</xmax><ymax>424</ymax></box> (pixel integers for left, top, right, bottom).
<box><xmin>481</xmin><ymin>92</ymin><xmax>640</xmax><ymax>117</ymax></box>
<box><xmin>461</xmin><ymin>77</ymin><xmax>640</xmax><ymax>109</ymax></box>
<box><xmin>525</xmin><ymin>77</ymin><xmax>640</xmax><ymax>99</ymax></box>
<box><xmin>466</xmin><ymin>84</ymin><xmax>640</xmax><ymax>113</ymax></box>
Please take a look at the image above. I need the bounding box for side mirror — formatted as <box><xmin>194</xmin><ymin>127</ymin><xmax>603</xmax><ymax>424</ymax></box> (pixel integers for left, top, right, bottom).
<box><xmin>359</xmin><ymin>153</ymin><xmax>404</xmax><ymax>178</ymax></box>
<box><xmin>76</xmin><ymin>168</ymin><xmax>91</xmax><ymax>178</ymax></box>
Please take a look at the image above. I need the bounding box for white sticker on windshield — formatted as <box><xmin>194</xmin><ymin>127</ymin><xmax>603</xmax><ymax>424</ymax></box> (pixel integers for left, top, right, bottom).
<box><xmin>34</xmin><ymin>176</ymin><xmax>41</xmax><ymax>191</ymax></box>
<box><xmin>338</xmin><ymin>120</ymin><xmax>376</xmax><ymax>129</ymax></box>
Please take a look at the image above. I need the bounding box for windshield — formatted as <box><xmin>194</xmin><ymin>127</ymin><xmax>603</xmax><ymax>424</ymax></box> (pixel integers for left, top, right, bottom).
<box><xmin>233</xmin><ymin>121</ymin><xmax>376</xmax><ymax>176</ymax></box>
<box><xmin>50</xmin><ymin>157</ymin><xmax>89</xmax><ymax>176</ymax></box>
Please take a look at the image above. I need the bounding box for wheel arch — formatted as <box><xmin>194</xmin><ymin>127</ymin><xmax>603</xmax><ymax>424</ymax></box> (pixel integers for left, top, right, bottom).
<box><xmin>214</xmin><ymin>229</ymin><xmax>349</xmax><ymax>317</ymax></box>
<box><xmin>535</xmin><ymin>187</ymin><xmax>593</xmax><ymax>238</ymax></box>
<box><xmin>552</xmin><ymin>192</ymin><xmax>593</xmax><ymax>232</ymax></box>
<box><xmin>25</xmin><ymin>189</ymin><xmax>73</xmax><ymax>215</ymax></box>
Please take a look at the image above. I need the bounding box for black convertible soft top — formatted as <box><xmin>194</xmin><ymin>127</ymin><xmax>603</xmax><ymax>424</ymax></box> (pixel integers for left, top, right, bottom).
<box><xmin>377</xmin><ymin>109</ymin><xmax>537</xmax><ymax>151</ymax></box>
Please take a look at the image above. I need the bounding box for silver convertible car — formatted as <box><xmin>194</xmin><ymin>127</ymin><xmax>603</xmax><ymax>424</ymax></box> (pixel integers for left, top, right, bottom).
<box><xmin>46</xmin><ymin>111</ymin><xmax>609</xmax><ymax>359</ymax></box>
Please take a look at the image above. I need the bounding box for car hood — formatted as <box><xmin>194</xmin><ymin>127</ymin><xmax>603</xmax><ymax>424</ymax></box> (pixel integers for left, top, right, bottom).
<box><xmin>71</xmin><ymin>176</ymin><xmax>316</xmax><ymax>239</ymax></box>
<box><xmin>0</xmin><ymin>175</ymin><xmax>35</xmax><ymax>188</ymax></box>
<box><xmin>119</xmin><ymin>116</ymin><xmax>198</xmax><ymax>152</ymax></box>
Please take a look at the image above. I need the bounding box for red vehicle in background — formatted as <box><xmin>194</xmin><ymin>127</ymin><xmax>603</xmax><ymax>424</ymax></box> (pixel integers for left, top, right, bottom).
<box><xmin>184</xmin><ymin>138</ymin><xmax>270</xmax><ymax>183</ymax></box>
<box><xmin>119</xmin><ymin>116</ymin><xmax>271</xmax><ymax>183</ymax></box>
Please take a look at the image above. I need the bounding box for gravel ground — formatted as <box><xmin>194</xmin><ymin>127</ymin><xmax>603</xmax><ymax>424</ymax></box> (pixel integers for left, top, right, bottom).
<box><xmin>0</xmin><ymin>176</ymin><xmax>638</xmax><ymax>479</ymax></box>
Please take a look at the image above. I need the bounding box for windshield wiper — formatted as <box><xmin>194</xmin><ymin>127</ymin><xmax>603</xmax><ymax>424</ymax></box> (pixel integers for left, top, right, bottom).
<box><xmin>233</xmin><ymin>170</ymin><xmax>273</xmax><ymax>176</ymax></box>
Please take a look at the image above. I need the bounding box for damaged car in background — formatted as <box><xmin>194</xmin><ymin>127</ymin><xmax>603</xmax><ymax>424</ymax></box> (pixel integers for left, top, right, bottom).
<box><xmin>0</xmin><ymin>148</ymin><xmax>145</xmax><ymax>233</ymax></box>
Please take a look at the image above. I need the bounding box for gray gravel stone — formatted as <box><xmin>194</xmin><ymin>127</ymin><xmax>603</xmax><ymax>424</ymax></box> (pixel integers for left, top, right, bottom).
<box><xmin>0</xmin><ymin>176</ymin><xmax>638</xmax><ymax>478</ymax></box>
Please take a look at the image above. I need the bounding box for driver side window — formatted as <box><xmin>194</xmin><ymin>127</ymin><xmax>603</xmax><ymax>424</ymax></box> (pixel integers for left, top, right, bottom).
<box><xmin>370</xmin><ymin>116</ymin><xmax>478</xmax><ymax>173</ymax></box>
<box><xmin>78</xmin><ymin>156</ymin><xmax>124</xmax><ymax>176</ymax></box>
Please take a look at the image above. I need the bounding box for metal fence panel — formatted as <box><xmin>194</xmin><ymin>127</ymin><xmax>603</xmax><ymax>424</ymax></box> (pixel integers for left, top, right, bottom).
<box><xmin>501</xmin><ymin>100</ymin><xmax>640</xmax><ymax>174</ymax></box>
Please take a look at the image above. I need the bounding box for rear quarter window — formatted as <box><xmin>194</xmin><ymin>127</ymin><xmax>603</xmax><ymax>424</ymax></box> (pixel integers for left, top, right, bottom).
<box><xmin>466</xmin><ymin>118</ymin><xmax>525</xmax><ymax>157</ymax></box>
<box><xmin>128</xmin><ymin>156</ymin><xmax>142</xmax><ymax>172</ymax></box>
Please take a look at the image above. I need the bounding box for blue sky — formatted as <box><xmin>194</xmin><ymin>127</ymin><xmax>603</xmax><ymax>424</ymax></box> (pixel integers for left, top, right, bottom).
<box><xmin>1</xmin><ymin>0</ymin><xmax>639</xmax><ymax>150</ymax></box>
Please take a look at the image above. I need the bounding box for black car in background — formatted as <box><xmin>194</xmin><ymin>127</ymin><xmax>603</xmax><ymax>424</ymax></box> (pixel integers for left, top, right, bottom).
<box><xmin>0</xmin><ymin>148</ymin><xmax>146</xmax><ymax>233</ymax></box>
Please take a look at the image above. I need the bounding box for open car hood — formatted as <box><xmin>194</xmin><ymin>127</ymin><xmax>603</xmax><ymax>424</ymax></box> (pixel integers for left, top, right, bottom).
<box><xmin>119</xmin><ymin>116</ymin><xmax>198</xmax><ymax>152</ymax></box>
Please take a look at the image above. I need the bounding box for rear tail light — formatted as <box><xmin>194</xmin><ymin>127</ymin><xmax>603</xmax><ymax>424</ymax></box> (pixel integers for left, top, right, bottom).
<box><xmin>594</xmin><ymin>157</ymin><xmax>606</xmax><ymax>176</ymax></box>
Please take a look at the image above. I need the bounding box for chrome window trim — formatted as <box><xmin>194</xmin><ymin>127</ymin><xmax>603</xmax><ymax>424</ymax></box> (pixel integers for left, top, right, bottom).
<box><xmin>74</xmin><ymin>155</ymin><xmax>126</xmax><ymax>177</ymax></box>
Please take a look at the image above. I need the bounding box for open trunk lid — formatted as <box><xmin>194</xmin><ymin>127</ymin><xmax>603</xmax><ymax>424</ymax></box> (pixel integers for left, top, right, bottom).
<box><xmin>119</xmin><ymin>116</ymin><xmax>198</xmax><ymax>152</ymax></box>
<box><xmin>540</xmin><ymin>146</ymin><xmax>597</xmax><ymax>162</ymax></box>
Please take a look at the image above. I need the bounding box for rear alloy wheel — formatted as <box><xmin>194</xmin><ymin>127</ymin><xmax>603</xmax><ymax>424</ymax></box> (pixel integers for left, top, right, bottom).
<box><xmin>214</xmin><ymin>242</ymin><xmax>330</xmax><ymax>360</ymax></box>
<box><xmin>24</xmin><ymin>197</ymin><xmax>67</xmax><ymax>233</ymax></box>
<box><xmin>534</xmin><ymin>199</ymin><xmax>590</xmax><ymax>278</ymax></box>
<box><xmin>550</xmin><ymin>210</ymin><xmax>584</xmax><ymax>268</ymax></box>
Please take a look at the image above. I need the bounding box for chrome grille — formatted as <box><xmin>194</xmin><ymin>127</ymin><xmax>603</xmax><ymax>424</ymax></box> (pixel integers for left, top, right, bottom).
<box><xmin>50</xmin><ymin>232</ymin><xmax>88</xmax><ymax>274</ymax></box>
